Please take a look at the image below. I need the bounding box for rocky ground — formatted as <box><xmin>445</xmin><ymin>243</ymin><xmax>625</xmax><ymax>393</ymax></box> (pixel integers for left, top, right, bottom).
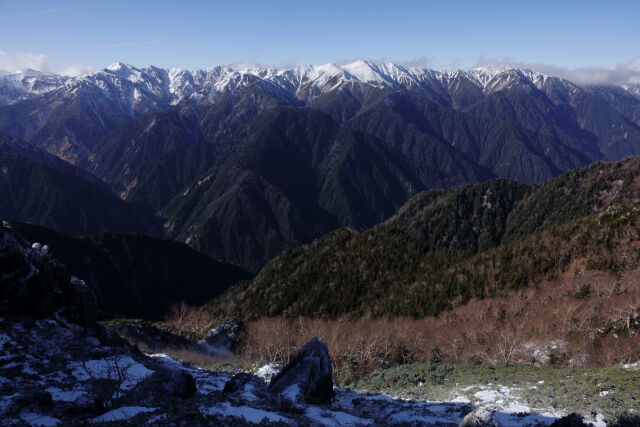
<box><xmin>0</xmin><ymin>222</ymin><xmax>633</xmax><ymax>426</ymax></box>
<box><xmin>0</xmin><ymin>314</ymin><xmax>475</xmax><ymax>426</ymax></box>
<box><xmin>2</xmin><ymin>313</ymin><xmax>606</xmax><ymax>427</ymax></box>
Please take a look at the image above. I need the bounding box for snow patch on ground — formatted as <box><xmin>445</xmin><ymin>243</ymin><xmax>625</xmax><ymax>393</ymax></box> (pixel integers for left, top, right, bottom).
<box><xmin>201</xmin><ymin>402</ymin><xmax>293</xmax><ymax>424</ymax></box>
<box><xmin>621</xmin><ymin>361</ymin><xmax>639</xmax><ymax>369</ymax></box>
<box><xmin>89</xmin><ymin>406</ymin><xmax>156</xmax><ymax>423</ymax></box>
<box><xmin>148</xmin><ymin>353</ymin><xmax>183</xmax><ymax>368</ymax></box>
<box><xmin>254</xmin><ymin>363</ymin><xmax>279</xmax><ymax>380</ymax></box>
<box><xmin>45</xmin><ymin>387</ymin><xmax>85</xmax><ymax>402</ymax></box>
<box><xmin>20</xmin><ymin>412</ymin><xmax>61</xmax><ymax>426</ymax></box>
<box><xmin>388</xmin><ymin>407</ymin><xmax>460</xmax><ymax>425</ymax></box>
<box><xmin>590</xmin><ymin>413</ymin><xmax>607</xmax><ymax>427</ymax></box>
<box><xmin>282</xmin><ymin>384</ymin><xmax>301</xmax><ymax>402</ymax></box>
<box><xmin>305</xmin><ymin>406</ymin><xmax>373</xmax><ymax>426</ymax></box>
<box><xmin>70</xmin><ymin>356</ymin><xmax>154</xmax><ymax>390</ymax></box>
<box><xmin>472</xmin><ymin>385</ymin><xmax>534</xmax><ymax>413</ymax></box>
<box><xmin>240</xmin><ymin>383</ymin><xmax>259</xmax><ymax>402</ymax></box>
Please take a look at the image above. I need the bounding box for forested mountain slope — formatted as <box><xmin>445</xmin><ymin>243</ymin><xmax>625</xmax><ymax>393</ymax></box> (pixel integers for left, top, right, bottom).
<box><xmin>208</xmin><ymin>158</ymin><xmax>640</xmax><ymax>318</ymax></box>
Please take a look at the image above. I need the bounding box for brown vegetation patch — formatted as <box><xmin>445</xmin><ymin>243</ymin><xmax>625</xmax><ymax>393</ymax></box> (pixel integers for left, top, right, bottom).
<box><xmin>157</xmin><ymin>268</ymin><xmax>640</xmax><ymax>383</ymax></box>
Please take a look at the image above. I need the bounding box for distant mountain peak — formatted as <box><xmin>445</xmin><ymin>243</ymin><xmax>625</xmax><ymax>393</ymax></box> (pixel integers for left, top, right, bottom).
<box><xmin>3</xmin><ymin>60</ymin><xmax>639</xmax><ymax>109</ymax></box>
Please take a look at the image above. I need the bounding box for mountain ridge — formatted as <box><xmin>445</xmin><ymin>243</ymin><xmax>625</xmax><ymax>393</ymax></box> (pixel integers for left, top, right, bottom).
<box><xmin>2</xmin><ymin>60</ymin><xmax>640</xmax><ymax>272</ymax></box>
<box><xmin>207</xmin><ymin>157</ymin><xmax>640</xmax><ymax>318</ymax></box>
<box><xmin>2</xmin><ymin>60</ymin><xmax>639</xmax><ymax>109</ymax></box>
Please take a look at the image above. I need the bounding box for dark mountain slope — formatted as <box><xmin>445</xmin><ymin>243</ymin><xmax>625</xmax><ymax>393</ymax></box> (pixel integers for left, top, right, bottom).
<box><xmin>503</xmin><ymin>156</ymin><xmax>640</xmax><ymax>240</ymax></box>
<box><xmin>208</xmin><ymin>157</ymin><xmax>640</xmax><ymax>318</ymax></box>
<box><xmin>10</xmin><ymin>222</ymin><xmax>251</xmax><ymax>320</ymax></box>
<box><xmin>90</xmin><ymin>111</ymin><xmax>217</xmax><ymax>209</ymax></box>
<box><xmin>0</xmin><ymin>150</ymin><xmax>158</xmax><ymax>235</ymax></box>
<box><xmin>0</xmin><ymin>82</ymin><xmax>133</xmax><ymax>165</ymax></box>
<box><xmin>343</xmin><ymin>91</ymin><xmax>494</xmax><ymax>187</ymax></box>
<box><xmin>118</xmin><ymin>143</ymin><xmax>218</xmax><ymax>210</ymax></box>
<box><xmin>91</xmin><ymin>111</ymin><xmax>204</xmax><ymax>184</ymax></box>
<box><xmin>162</xmin><ymin>106</ymin><xmax>425</xmax><ymax>272</ymax></box>
<box><xmin>2</xmin><ymin>65</ymin><xmax>640</xmax><ymax>275</ymax></box>
<box><xmin>321</xmin><ymin>81</ymin><xmax>598</xmax><ymax>184</ymax></box>
<box><xmin>0</xmin><ymin>132</ymin><xmax>106</xmax><ymax>188</ymax></box>
<box><xmin>210</xmin><ymin>207</ymin><xmax>640</xmax><ymax>318</ymax></box>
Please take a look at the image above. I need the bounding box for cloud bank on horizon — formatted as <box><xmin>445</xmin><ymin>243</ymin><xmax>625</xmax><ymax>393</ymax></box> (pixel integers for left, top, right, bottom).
<box><xmin>1</xmin><ymin>50</ymin><xmax>639</xmax><ymax>87</ymax></box>
<box><xmin>475</xmin><ymin>57</ymin><xmax>640</xmax><ymax>87</ymax></box>
<box><xmin>0</xmin><ymin>51</ymin><xmax>95</xmax><ymax>76</ymax></box>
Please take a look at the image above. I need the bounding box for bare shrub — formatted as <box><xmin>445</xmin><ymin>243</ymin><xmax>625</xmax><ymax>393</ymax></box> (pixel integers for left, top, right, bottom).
<box><xmin>229</xmin><ymin>268</ymin><xmax>640</xmax><ymax>381</ymax></box>
<box><xmin>81</xmin><ymin>354</ymin><xmax>136</xmax><ymax>404</ymax></box>
<box><xmin>154</xmin><ymin>270</ymin><xmax>640</xmax><ymax>380</ymax></box>
<box><xmin>161</xmin><ymin>302</ymin><xmax>217</xmax><ymax>336</ymax></box>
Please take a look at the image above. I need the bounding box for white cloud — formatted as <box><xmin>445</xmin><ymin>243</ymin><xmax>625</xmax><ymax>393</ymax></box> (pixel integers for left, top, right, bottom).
<box><xmin>60</xmin><ymin>64</ymin><xmax>96</xmax><ymax>76</ymax></box>
<box><xmin>0</xmin><ymin>50</ymin><xmax>48</xmax><ymax>75</ymax></box>
<box><xmin>395</xmin><ymin>56</ymin><xmax>435</xmax><ymax>69</ymax></box>
<box><xmin>227</xmin><ymin>60</ymin><xmax>270</xmax><ymax>71</ymax></box>
<box><xmin>474</xmin><ymin>56</ymin><xmax>640</xmax><ymax>87</ymax></box>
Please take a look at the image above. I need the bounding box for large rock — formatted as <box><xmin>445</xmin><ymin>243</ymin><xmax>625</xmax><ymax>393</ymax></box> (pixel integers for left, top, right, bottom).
<box><xmin>268</xmin><ymin>337</ymin><xmax>333</xmax><ymax>404</ymax></box>
<box><xmin>198</xmin><ymin>319</ymin><xmax>245</xmax><ymax>356</ymax></box>
<box><xmin>0</xmin><ymin>225</ymin><xmax>97</xmax><ymax>326</ymax></box>
<box><xmin>129</xmin><ymin>365</ymin><xmax>197</xmax><ymax>402</ymax></box>
<box><xmin>459</xmin><ymin>409</ymin><xmax>496</xmax><ymax>427</ymax></box>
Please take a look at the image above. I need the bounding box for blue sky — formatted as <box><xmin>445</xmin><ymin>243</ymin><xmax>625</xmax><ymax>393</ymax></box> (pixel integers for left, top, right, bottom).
<box><xmin>1</xmin><ymin>0</ymin><xmax>639</xmax><ymax>74</ymax></box>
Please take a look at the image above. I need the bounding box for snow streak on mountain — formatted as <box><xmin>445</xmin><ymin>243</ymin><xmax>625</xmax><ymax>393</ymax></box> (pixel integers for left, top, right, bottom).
<box><xmin>2</xmin><ymin>60</ymin><xmax>638</xmax><ymax>109</ymax></box>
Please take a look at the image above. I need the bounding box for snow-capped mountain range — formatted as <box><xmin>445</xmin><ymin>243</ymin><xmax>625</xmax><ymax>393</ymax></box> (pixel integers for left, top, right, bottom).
<box><xmin>2</xmin><ymin>59</ymin><xmax>640</xmax><ymax>274</ymax></box>
<box><xmin>0</xmin><ymin>69</ymin><xmax>69</xmax><ymax>105</ymax></box>
<box><xmin>2</xmin><ymin>60</ymin><xmax>638</xmax><ymax>111</ymax></box>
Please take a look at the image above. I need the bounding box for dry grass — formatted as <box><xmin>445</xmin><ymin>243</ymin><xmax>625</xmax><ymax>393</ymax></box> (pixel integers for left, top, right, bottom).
<box><xmin>157</xmin><ymin>269</ymin><xmax>640</xmax><ymax>382</ymax></box>
<box><xmin>236</xmin><ymin>268</ymin><xmax>640</xmax><ymax>381</ymax></box>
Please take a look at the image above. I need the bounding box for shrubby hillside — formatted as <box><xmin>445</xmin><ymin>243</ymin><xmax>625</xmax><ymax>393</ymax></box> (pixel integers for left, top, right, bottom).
<box><xmin>209</xmin><ymin>158</ymin><xmax>640</xmax><ymax>318</ymax></box>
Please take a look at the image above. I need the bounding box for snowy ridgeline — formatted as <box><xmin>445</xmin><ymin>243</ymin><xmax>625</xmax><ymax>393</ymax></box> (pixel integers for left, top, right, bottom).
<box><xmin>2</xmin><ymin>59</ymin><xmax>639</xmax><ymax>110</ymax></box>
<box><xmin>0</xmin><ymin>316</ymin><xmax>625</xmax><ymax>427</ymax></box>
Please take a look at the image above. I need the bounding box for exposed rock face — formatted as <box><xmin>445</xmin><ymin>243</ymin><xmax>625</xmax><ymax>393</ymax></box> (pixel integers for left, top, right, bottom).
<box><xmin>130</xmin><ymin>365</ymin><xmax>197</xmax><ymax>401</ymax></box>
<box><xmin>110</xmin><ymin>320</ymin><xmax>196</xmax><ymax>353</ymax></box>
<box><xmin>198</xmin><ymin>319</ymin><xmax>245</xmax><ymax>356</ymax></box>
<box><xmin>268</xmin><ymin>336</ymin><xmax>333</xmax><ymax>404</ymax></box>
<box><xmin>0</xmin><ymin>225</ymin><xmax>97</xmax><ymax>326</ymax></box>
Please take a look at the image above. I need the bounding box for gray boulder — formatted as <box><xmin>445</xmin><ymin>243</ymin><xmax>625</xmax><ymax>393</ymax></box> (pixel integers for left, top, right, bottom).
<box><xmin>0</xmin><ymin>228</ymin><xmax>97</xmax><ymax>326</ymax></box>
<box><xmin>459</xmin><ymin>409</ymin><xmax>497</xmax><ymax>427</ymax></box>
<box><xmin>129</xmin><ymin>365</ymin><xmax>196</xmax><ymax>402</ymax></box>
<box><xmin>268</xmin><ymin>337</ymin><xmax>333</xmax><ymax>404</ymax></box>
